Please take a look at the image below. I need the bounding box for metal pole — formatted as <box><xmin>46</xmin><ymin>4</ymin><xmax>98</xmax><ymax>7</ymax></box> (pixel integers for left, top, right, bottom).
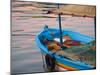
<box><xmin>58</xmin><ymin>4</ymin><xmax>63</xmax><ymax>46</ymax></box>
<box><xmin>94</xmin><ymin>16</ymin><xmax>96</xmax><ymax>39</ymax></box>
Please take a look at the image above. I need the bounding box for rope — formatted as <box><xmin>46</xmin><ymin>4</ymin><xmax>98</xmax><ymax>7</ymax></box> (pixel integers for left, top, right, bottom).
<box><xmin>40</xmin><ymin>51</ymin><xmax>46</xmax><ymax>71</ymax></box>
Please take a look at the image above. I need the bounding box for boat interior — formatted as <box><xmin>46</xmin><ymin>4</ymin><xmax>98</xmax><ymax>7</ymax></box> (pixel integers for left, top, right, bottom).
<box><xmin>38</xmin><ymin>28</ymin><xmax>96</xmax><ymax>67</ymax></box>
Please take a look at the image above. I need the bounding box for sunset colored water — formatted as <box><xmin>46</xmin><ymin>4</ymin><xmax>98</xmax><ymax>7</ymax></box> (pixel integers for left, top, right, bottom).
<box><xmin>11</xmin><ymin>0</ymin><xmax>95</xmax><ymax>74</ymax></box>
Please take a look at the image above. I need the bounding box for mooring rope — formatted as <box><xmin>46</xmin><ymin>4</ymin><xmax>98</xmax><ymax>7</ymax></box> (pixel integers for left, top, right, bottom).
<box><xmin>40</xmin><ymin>51</ymin><xmax>46</xmax><ymax>71</ymax></box>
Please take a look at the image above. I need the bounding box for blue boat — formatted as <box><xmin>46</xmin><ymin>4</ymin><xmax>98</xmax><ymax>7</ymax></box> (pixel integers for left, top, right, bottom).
<box><xmin>35</xmin><ymin>26</ymin><xmax>95</xmax><ymax>71</ymax></box>
<box><xmin>35</xmin><ymin>4</ymin><xmax>96</xmax><ymax>71</ymax></box>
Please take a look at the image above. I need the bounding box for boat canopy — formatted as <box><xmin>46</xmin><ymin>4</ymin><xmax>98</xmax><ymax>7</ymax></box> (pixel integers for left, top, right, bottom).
<box><xmin>51</xmin><ymin>5</ymin><xmax>96</xmax><ymax>17</ymax></box>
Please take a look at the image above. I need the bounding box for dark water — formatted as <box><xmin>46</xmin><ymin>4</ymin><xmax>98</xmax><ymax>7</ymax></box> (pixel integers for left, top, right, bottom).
<box><xmin>11</xmin><ymin>0</ymin><xmax>95</xmax><ymax>74</ymax></box>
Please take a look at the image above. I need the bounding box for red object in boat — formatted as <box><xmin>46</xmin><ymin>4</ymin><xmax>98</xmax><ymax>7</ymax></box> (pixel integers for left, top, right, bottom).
<box><xmin>63</xmin><ymin>40</ymin><xmax>81</xmax><ymax>46</ymax></box>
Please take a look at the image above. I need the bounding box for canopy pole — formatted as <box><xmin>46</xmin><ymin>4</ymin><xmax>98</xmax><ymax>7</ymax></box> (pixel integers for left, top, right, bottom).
<box><xmin>58</xmin><ymin>4</ymin><xmax>63</xmax><ymax>47</ymax></box>
<box><xmin>94</xmin><ymin>16</ymin><xmax>96</xmax><ymax>39</ymax></box>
